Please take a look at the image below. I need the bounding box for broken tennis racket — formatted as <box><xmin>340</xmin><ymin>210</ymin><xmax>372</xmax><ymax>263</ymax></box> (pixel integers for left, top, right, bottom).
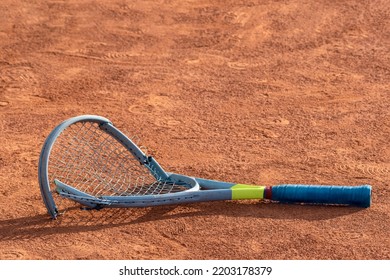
<box><xmin>38</xmin><ymin>115</ymin><xmax>372</xmax><ymax>219</ymax></box>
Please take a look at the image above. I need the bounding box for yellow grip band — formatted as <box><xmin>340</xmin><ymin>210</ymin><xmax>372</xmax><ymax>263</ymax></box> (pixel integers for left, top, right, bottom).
<box><xmin>231</xmin><ymin>184</ymin><xmax>265</xmax><ymax>200</ymax></box>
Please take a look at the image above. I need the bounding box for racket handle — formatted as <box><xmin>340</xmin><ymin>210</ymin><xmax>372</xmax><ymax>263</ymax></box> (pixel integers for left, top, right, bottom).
<box><xmin>270</xmin><ymin>184</ymin><xmax>372</xmax><ymax>207</ymax></box>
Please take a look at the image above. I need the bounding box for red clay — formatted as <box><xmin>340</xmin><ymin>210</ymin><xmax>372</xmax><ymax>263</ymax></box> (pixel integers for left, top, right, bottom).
<box><xmin>0</xmin><ymin>0</ymin><xmax>389</xmax><ymax>259</ymax></box>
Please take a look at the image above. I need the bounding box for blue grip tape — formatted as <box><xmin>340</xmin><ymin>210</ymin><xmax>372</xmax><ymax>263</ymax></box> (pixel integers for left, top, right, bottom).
<box><xmin>271</xmin><ymin>184</ymin><xmax>372</xmax><ymax>207</ymax></box>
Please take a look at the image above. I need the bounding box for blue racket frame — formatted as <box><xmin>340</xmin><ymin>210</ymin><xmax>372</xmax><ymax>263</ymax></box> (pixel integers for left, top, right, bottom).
<box><xmin>38</xmin><ymin>115</ymin><xmax>372</xmax><ymax>219</ymax></box>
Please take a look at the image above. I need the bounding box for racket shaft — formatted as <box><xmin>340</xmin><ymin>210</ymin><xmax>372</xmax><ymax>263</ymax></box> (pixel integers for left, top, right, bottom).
<box><xmin>56</xmin><ymin>178</ymin><xmax>371</xmax><ymax>208</ymax></box>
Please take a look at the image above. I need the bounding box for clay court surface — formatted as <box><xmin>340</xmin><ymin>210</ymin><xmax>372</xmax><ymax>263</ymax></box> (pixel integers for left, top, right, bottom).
<box><xmin>0</xmin><ymin>0</ymin><xmax>389</xmax><ymax>260</ymax></box>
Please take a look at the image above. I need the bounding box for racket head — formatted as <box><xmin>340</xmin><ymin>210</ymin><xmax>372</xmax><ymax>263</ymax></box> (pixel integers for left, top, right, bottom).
<box><xmin>38</xmin><ymin>115</ymin><xmax>196</xmax><ymax>219</ymax></box>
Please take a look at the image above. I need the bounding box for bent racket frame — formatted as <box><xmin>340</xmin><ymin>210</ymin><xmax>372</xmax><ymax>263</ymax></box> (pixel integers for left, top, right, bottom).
<box><xmin>38</xmin><ymin>115</ymin><xmax>372</xmax><ymax>219</ymax></box>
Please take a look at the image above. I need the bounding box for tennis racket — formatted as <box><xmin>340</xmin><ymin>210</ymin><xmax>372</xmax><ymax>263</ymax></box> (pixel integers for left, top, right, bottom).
<box><xmin>38</xmin><ymin>115</ymin><xmax>372</xmax><ymax>219</ymax></box>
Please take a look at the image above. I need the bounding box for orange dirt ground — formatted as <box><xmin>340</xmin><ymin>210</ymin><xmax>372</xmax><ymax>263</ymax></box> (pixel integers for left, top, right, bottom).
<box><xmin>0</xmin><ymin>0</ymin><xmax>389</xmax><ymax>260</ymax></box>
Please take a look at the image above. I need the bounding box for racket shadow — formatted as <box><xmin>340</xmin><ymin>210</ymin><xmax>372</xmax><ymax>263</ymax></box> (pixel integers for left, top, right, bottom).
<box><xmin>128</xmin><ymin>201</ymin><xmax>365</xmax><ymax>225</ymax></box>
<box><xmin>0</xmin><ymin>202</ymin><xmax>364</xmax><ymax>242</ymax></box>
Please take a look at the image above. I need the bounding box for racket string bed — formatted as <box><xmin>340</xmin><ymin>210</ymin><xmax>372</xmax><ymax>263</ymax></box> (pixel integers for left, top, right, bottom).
<box><xmin>48</xmin><ymin>121</ymin><xmax>184</xmax><ymax>202</ymax></box>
